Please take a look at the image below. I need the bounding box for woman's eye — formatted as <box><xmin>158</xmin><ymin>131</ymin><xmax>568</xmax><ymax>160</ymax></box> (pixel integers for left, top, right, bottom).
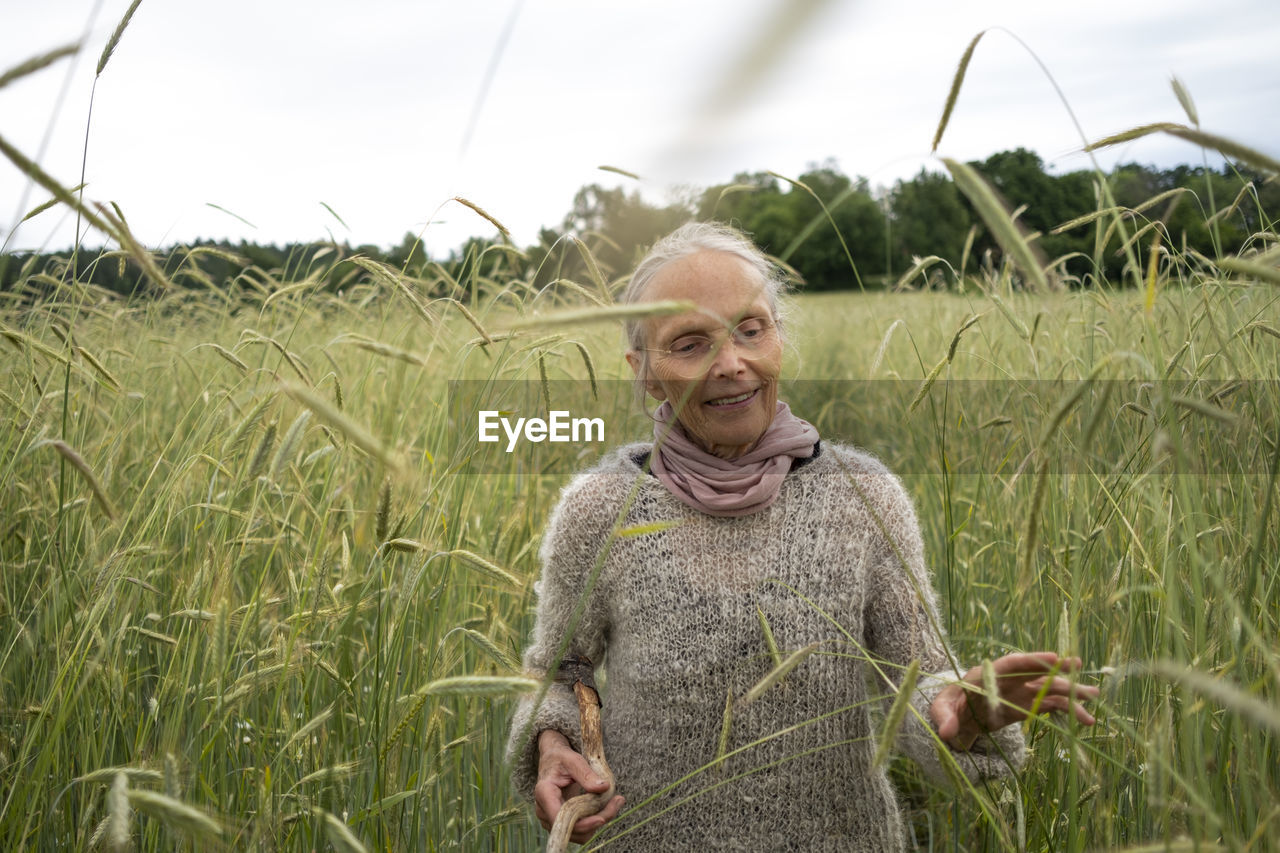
<box><xmin>672</xmin><ymin>340</ymin><xmax>703</xmax><ymax>355</ymax></box>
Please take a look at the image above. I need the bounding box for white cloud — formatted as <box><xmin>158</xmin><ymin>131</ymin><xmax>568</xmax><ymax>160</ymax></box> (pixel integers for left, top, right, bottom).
<box><xmin>2</xmin><ymin>0</ymin><xmax>1277</xmax><ymax>254</ymax></box>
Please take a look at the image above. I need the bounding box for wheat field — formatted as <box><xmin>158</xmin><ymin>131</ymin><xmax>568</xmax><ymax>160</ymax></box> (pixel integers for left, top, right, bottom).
<box><xmin>1</xmin><ymin>229</ymin><xmax>1278</xmax><ymax>850</ymax></box>
<box><xmin>3</xmin><ymin>13</ymin><xmax>1280</xmax><ymax>850</ymax></box>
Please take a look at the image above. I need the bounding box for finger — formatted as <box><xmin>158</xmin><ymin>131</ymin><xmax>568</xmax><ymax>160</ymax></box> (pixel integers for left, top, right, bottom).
<box><xmin>601</xmin><ymin>794</ymin><xmax>625</xmax><ymax>822</ymax></box>
<box><xmin>1035</xmin><ymin>694</ymin><xmax>1097</xmax><ymax>726</ymax></box>
<box><xmin>569</xmin><ymin>795</ymin><xmax>625</xmax><ymax>844</ymax></box>
<box><xmin>1020</xmin><ymin>676</ymin><xmax>1080</xmax><ymax>707</ymax></box>
<box><xmin>560</xmin><ymin>751</ymin><xmax>609</xmax><ymax>793</ymax></box>
<box><xmin>573</xmin><ymin>813</ymin><xmax>608</xmax><ymax>835</ymax></box>
<box><xmin>1032</xmin><ymin>694</ymin><xmax>1070</xmax><ymax>714</ymax></box>
<box><xmin>994</xmin><ymin>657</ymin><xmax>1099</xmax><ymax>701</ymax></box>
<box><xmin>939</xmin><ymin>689</ymin><xmax>984</xmax><ymax>748</ymax></box>
<box><xmin>1012</xmin><ymin>653</ymin><xmax>1089</xmax><ymax>681</ymax></box>
<box><xmin>533</xmin><ymin>779</ymin><xmax>564</xmax><ymax>826</ymax></box>
<box><xmin>1071</xmin><ymin>701</ymin><xmax>1097</xmax><ymax>726</ymax></box>
<box><xmin>992</xmin><ymin>651</ymin><xmax>1064</xmax><ymax>679</ymax></box>
<box><xmin>1064</xmin><ymin>681</ymin><xmax>1102</xmax><ymax>700</ymax></box>
<box><xmin>1042</xmin><ymin>675</ymin><xmax>1101</xmax><ymax>700</ymax></box>
<box><xmin>1021</xmin><ymin>676</ymin><xmax>1100</xmax><ymax>711</ymax></box>
<box><xmin>931</xmin><ymin>686</ymin><xmax>962</xmax><ymax>739</ymax></box>
<box><xmin>570</xmin><ymin>813</ymin><xmax>606</xmax><ymax>845</ymax></box>
<box><xmin>577</xmin><ymin>795</ymin><xmax>625</xmax><ymax>827</ymax></box>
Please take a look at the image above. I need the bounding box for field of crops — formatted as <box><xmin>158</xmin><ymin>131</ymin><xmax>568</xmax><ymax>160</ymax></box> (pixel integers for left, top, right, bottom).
<box><xmin>1</xmin><ymin>219</ymin><xmax>1278</xmax><ymax>851</ymax></box>
<box><xmin>3</xmin><ymin>9</ymin><xmax>1280</xmax><ymax>846</ymax></box>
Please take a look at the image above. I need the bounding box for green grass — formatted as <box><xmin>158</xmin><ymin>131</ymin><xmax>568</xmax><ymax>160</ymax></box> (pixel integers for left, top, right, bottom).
<box><xmin>1</xmin><ymin>238</ymin><xmax>1277</xmax><ymax>850</ymax></box>
<box><xmin>2</xmin><ymin>13</ymin><xmax>1278</xmax><ymax>846</ymax></box>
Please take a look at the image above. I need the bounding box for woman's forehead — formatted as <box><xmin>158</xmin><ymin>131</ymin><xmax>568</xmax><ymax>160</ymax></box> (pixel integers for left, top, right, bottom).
<box><xmin>643</xmin><ymin>251</ymin><xmax>769</xmax><ymax>308</ymax></box>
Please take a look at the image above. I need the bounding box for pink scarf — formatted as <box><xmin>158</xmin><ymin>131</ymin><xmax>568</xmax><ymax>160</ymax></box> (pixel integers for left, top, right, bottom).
<box><xmin>650</xmin><ymin>400</ymin><xmax>819</xmax><ymax>517</ymax></box>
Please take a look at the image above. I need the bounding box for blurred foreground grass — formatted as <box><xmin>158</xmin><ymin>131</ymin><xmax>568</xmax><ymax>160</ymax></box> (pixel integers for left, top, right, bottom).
<box><xmin>1</xmin><ymin>241</ymin><xmax>1277</xmax><ymax>850</ymax></box>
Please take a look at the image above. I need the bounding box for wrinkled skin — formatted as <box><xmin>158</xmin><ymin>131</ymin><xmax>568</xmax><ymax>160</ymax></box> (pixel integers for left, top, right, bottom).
<box><xmin>534</xmin><ymin>729</ymin><xmax>624</xmax><ymax>845</ymax></box>
<box><xmin>931</xmin><ymin>652</ymin><xmax>1101</xmax><ymax>750</ymax></box>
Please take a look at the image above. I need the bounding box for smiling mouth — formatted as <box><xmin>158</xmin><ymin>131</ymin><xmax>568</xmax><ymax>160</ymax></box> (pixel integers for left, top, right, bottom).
<box><xmin>706</xmin><ymin>389</ymin><xmax>757</xmax><ymax>407</ymax></box>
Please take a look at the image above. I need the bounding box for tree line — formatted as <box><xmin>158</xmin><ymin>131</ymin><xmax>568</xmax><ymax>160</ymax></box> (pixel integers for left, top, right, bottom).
<box><xmin>3</xmin><ymin>149</ymin><xmax>1274</xmax><ymax>298</ymax></box>
<box><xmin>529</xmin><ymin>150</ymin><xmax>1275</xmax><ymax>292</ymax></box>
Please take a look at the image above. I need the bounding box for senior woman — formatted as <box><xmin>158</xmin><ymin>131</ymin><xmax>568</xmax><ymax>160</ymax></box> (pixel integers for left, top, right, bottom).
<box><xmin>506</xmin><ymin>222</ymin><xmax>1099</xmax><ymax>850</ymax></box>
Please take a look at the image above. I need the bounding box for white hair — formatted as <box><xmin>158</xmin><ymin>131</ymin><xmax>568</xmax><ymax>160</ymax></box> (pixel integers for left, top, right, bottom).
<box><xmin>621</xmin><ymin>221</ymin><xmax>791</xmax><ymax>353</ymax></box>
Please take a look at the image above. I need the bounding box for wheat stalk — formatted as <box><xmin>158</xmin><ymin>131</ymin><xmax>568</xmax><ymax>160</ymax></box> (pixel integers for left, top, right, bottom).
<box><xmin>872</xmin><ymin>659</ymin><xmax>920</xmax><ymax>769</ymax></box>
<box><xmin>452</xmin><ymin>196</ymin><xmax>512</xmax><ymax>242</ymax></box>
<box><xmin>106</xmin><ymin>771</ymin><xmax>131</xmax><ymax>852</ymax></box>
<box><xmin>739</xmin><ymin>643</ymin><xmax>820</xmax><ymax>706</ymax></box>
<box><xmin>943</xmin><ymin>157</ymin><xmax>1050</xmax><ymax>291</ymax></box>
<box><xmin>447</xmin><ymin>549</ymin><xmax>521</xmax><ymax>587</ymax></box>
<box><xmin>497</xmin><ymin>300</ymin><xmax>697</xmax><ymax>332</ymax></box>
<box><xmin>756</xmin><ymin>606</ymin><xmax>783</xmax><ymax>667</ymax></box>
<box><xmin>76</xmin><ymin>767</ymin><xmax>163</xmax><ymax>786</ymax></box>
<box><xmin>246</xmin><ymin>420</ymin><xmax>276</xmax><ymax>480</ymax></box>
<box><xmin>0</xmin><ymin>43</ymin><xmax>80</xmax><ymax>90</ymax></box>
<box><xmin>97</xmin><ymin>0</ymin><xmax>144</xmax><ymax>76</ymax></box>
<box><xmin>47</xmin><ymin>439</ymin><xmax>118</xmax><ymax>521</ymax></box>
<box><xmin>375</xmin><ymin>477</ymin><xmax>392</xmax><ymax>543</ymax></box>
<box><xmin>127</xmin><ymin>789</ymin><xmax>222</xmax><ymax>841</ymax></box>
<box><xmin>281</xmin><ymin>382</ymin><xmax>405</xmax><ymax>474</ymax></box>
<box><xmin>413</xmin><ymin>675</ymin><xmax>539</xmax><ymax>698</ymax></box>
<box><xmin>1086</xmin><ymin>123</ymin><xmax>1280</xmax><ymax>175</ymax></box>
<box><xmin>271</xmin><ymin>410</ymin><xmax>310</xmax><ymax>477</ymax></box>
<box><xmin>932</xmin><ymin>30</ymin><xmax>987</xmax><ymax>152</ymax></box>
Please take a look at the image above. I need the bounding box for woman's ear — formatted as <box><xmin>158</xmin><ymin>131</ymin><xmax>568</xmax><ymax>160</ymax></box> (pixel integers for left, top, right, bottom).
<box><xmin>625</xmin><ymin>350</ymin><xmax>666</xmax><ymax>401</ymax></box>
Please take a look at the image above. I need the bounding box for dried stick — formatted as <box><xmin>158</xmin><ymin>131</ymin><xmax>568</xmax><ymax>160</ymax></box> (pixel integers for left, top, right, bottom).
<box><xmin>546</xmin><ymin>655</ymin><xmax>614</xmax><ymax>853</ymax></box>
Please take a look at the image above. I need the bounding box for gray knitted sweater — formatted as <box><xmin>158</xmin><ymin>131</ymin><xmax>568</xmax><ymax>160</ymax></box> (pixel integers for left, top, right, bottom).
<box><xmin>507</xmin><ymin>441</ymin><xmax>1025</xmax><ymax>851</ymax></box>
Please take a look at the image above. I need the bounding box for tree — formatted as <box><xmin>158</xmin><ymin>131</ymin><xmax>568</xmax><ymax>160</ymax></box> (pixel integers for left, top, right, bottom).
<box><xmin>697</xmin><ymin>172</ymin><xmax>796</xmax><ymax>257</ymax></box>
<box><xmin>388</xmin><ymin>232</ymin><xmax>429</xmax><ymax>276</ymax></box>
<box><xmin>698</xmin><ymin>162</ymin><xmax>887</xmax><ymax>291</ymax></box>
<box><xmin>783</xmin><ymin>164</ymin><xmax>886</xmax><ymax>291</ymax></box>
<box><xmin>890</xmin><ymin>168</ymin><xmax>972</xmax><ymax>282</ymax></box>
<box><xmin>530</xmin><ymin>184</ymin><xmax>689</xmax><ymax>291</ymax></box>
<box><xmin>970</xmin><ymin>149</ymin><xmax>1096</xmax><ymax>280</ymax></box>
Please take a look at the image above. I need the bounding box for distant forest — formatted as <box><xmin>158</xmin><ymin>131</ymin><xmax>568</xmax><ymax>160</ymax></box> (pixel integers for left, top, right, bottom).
<box><xmin>3</xmin><ymin>148</ymin><xmax>1275</xmax><ymax>297</ymax></box>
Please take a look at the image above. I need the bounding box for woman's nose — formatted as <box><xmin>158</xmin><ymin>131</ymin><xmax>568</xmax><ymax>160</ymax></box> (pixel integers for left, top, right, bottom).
<box><xmin>708</xmin><ymin>337</ymin><xmax>748</xmax><ymax>377</ymax></box>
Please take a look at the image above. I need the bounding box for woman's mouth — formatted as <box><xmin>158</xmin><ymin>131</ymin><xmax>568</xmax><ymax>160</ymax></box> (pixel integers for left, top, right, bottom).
<box><xmin>705</xmin><ymin>389</ymin><xmax>757</xmax><ymax>409</ymax></box>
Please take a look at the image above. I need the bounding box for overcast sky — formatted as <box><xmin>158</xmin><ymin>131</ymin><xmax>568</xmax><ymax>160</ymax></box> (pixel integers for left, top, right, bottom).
<box><xmin>3</xmin><ymin>0</ymin><xmax>1278</xmax><ymax>257</ymax></box>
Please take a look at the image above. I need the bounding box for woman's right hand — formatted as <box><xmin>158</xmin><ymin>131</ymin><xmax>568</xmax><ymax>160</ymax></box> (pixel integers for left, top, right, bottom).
<box><xmin>534</xmin><ymin>729</ymin><xmax>624</xmax><ymax>845</ymax></box>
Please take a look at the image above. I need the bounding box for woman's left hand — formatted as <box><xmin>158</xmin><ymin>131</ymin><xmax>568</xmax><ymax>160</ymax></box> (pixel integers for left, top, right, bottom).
<box><xmin>931</xmin><ymin>651</ymin><xmax>1102</xmax><ymax>751</ymax></box>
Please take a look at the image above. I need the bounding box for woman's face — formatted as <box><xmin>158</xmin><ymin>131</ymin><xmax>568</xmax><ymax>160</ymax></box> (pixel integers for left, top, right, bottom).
<box><xmin>626</xmin><ymin>250</ymin><xmax>783</xmax><ymax>459</ymax></box>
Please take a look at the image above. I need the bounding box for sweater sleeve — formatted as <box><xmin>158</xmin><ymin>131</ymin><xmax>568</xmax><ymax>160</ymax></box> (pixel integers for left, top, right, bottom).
<box><xmin>504</xmin><ymin>469</ymin><xmax>619</xmax><ymax>802</ymax></box>
<box><xmin>856</xmin><ymin>460</ymin><xmax>1027</xmax><ymax>784</ymax></box>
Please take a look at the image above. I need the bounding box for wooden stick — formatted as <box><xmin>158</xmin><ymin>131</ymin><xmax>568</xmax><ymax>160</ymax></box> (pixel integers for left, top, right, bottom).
<box><xmin>546</xmin><ymin>657</ymin><xmax>615</xmax><ymax>853</ymax></box>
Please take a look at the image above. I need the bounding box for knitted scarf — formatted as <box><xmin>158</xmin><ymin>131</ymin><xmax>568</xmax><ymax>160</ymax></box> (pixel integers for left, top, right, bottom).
<box><xmin>650</xmin><ymin>399</ymin><xmax>819</xmax><ymax>517</ymax></box>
